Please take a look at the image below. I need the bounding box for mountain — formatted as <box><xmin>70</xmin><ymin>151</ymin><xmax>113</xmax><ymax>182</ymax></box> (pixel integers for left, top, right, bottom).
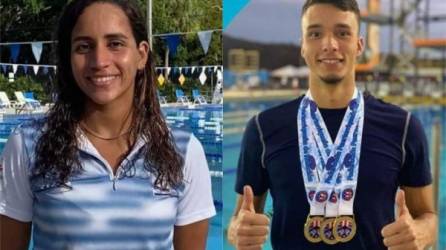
<box><xmin>223</xmin><ymin>35</ymin><xmax>305</xmax><ymax>70</ymax></box>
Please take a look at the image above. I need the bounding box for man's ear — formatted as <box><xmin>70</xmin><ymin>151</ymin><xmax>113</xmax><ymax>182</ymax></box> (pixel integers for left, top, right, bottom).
<box><xmin>356</xmin><ymin>36</ymin><xmax>365</xmax><ymax>57</ymax></box>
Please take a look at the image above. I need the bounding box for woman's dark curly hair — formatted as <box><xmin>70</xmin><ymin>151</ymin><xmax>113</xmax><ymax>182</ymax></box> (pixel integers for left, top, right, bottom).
<box><xmin>33</xmin><ymin>0</ymin><xmax>184</xmax><ymax>190</ymax></box>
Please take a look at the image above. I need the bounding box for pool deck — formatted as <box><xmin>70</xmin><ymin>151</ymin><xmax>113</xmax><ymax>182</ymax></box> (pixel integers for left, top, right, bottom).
<box><xmin>0</xmin><ymin>103</ymin><xmax>222</xmax><ymax>117</ymax></box>
<box><xmin>224</xmin><ymin>89</ymin><xmax>446</xmax><ymax>105</ymax></box>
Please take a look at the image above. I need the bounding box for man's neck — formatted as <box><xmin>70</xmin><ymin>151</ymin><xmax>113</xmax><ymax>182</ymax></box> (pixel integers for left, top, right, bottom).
<box><xmin>309</xmin><ymin>77</ymin><xmax>355</xmax><ymax>109</ymax></box>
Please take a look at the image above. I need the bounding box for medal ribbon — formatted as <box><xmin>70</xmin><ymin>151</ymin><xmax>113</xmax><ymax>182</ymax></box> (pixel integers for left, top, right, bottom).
<box><xmin>298</xmin><ymin>89</ymin><xmax>364</xmax><ymax>217</ymax></box>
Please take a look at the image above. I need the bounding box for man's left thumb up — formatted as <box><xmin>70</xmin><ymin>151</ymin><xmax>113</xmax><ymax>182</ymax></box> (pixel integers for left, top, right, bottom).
<box><xmin>396</xmin><ymin>189</ymin><xmax>409</xmax><ymax>218</ymax></box>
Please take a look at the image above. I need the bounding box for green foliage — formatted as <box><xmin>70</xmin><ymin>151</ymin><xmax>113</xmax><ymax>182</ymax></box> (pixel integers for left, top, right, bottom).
<box><xmin>0</xmin><ymin>0</ymin><xmax>66</xmax><ymax>42</ymax></box>
<box><xmin>151</xmin><ymin>0</ymin><xmax>222</xmax><ymax>67</ymax></box>
<box><xmin>25</xmin><ymin>0</ymin><xmax>47</xmax><ymax>14</ymax></box>
<box><xmin>0</xmin><ymin>74</ymin><xmax>49</xmax><ymax>103</ymax></box>
<box><xmin>150</xmin><ymin>0</ymin><xmax>222</xmax><ymax>98</ymax></box>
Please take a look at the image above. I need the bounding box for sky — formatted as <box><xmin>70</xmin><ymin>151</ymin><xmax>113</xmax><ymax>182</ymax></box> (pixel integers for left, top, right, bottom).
<box><xmin>224</xmin><ymin>0</ymin><xmax>446</xmax><ymax>52</ymax></box>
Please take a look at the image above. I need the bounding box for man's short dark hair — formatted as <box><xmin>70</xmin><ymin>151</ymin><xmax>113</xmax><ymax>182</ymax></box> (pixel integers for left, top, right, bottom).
<box><xmin>301</xmin><ymin>0</ymin><xmax>360</xmax><ymax>25</ymax></box>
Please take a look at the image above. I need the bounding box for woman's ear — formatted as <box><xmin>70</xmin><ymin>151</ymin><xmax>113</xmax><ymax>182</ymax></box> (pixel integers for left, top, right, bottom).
<box><xmin>137</xmin><ymin>41</ymin><xmax>150</xmax><ymax>70</ymax></box>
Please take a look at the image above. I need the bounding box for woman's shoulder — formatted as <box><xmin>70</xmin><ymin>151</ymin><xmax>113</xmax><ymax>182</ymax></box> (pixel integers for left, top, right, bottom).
<box><xmin>169</xmin><ymin>127</ymin><xmax>195</xmax><ymax>156</ymax></box>
<box><xmin>13</xmin><ymin>116</ymin><xmax>46</xmax><ymax>133</ymax></box>
<box><xmin>1</xmin><ymin>117</ymin><xmax>46</xmax><ymax>172</ymax></box>
<box><xmin>3</xmin><ymin>117</ymin><xmax>46</xmax><ymax>158</ymax></box>
<box><xmin>13</xmin><ymin>117</ymin><xmax>44</xmax><ymax>141</ymax></box>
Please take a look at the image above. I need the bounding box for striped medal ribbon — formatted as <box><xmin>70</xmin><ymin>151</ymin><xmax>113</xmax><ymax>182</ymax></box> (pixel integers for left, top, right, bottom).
<box><xmin>298</xmin><ymin>89</ymin><xmax>364</xmax><ymax>244</ymax></box>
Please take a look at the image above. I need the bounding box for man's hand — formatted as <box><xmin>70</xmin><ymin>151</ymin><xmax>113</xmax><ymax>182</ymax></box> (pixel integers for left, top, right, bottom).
<box><xmin>228</xmin><ymin>185</ymin><xmax>270</xmax><ymax>250</ymax></box>
<box><xmin>381</xmin><ymin>190</ymin><xmax>425</xmax><ymax>250</ymax></box>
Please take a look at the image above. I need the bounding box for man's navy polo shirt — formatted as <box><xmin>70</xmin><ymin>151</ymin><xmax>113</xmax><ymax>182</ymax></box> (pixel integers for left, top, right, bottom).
<box><xmin>235</xmin><ymin>93</ymin><xmax>431</xmax><ymax>250</ymax></box>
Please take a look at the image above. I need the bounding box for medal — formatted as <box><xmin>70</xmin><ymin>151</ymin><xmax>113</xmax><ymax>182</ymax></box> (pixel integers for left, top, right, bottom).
<box><xmin>333</xmin><ymin>216</ymin><xmax>357</xmax><ymax>242</ymax></box>
<box><xmin>303</xmin><ymin>215</ymin><xmax>324</xmax><ymax>243</ymax></box>
<box><xmin>298</xmin><ymin>89</ymin><xmax>364</xmax><ymax>245</ymax></box>
<box><xmin>319</xmin><ymin>217</ymin><xmax>338</xmax><ymax>245</ymax></box>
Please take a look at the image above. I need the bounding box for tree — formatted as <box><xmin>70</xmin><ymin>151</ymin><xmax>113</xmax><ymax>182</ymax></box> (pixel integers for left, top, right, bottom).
<box><xmin>150</xmin><ymin>0</ymin><xmax>222</xmax><ymax>100</ymax></box>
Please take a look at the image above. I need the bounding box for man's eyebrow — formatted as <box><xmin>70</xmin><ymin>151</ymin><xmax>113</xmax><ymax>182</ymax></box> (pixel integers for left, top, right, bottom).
<box><xmin>306</xmin><ymin>24</ymin><xmax>322</xmax><ymax>30</ymax></box>
<box><xmin>334</xmin><ymin>23</ymin><xmax>353</xmax><ymax>29</ymax></box>
<box><xmin>306</xmin><ymin>23</ymin><xmax>353</xmax><ymax>30</ymax></box>
<box><xmin>104</xmin><ymin>33</ymin><xmax>129</xmax><ymax>40</ymax></box>
<box><xmin>72</xmin><ymin>33</ymin><xmax>129</xmax><ymax>42</ymax></box>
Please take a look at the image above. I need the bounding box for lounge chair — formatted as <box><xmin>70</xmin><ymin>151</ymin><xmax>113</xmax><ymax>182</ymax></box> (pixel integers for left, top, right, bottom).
<box><xmin>175</xmin><ymin>89</ymin><xmax>191</xmax><ymax>105</ymax></box>
<box><xmin>13</xmin><ymin>91</ymin><xmax>43</xmax><ymax>113</ymax></box>
<box><xmin>156</xmin><ymin>90</ymin><xmax>168</xmax><ymax>106</ymax></box>
<box><xmin>0</xmin><ymin>91</ymin><xmax>33</xmax><ymax>113</ymax></box>
<box><xmin>0</xmin><ymin>91</ymin><xmax>19</xmax><ymax>108</ymax></box>
<box><xmin>192</xmin><ymin>89</ymin><xmax>207</xmax><ymax>105</ymax></box>
<box><xmin>0</xmin><ymin>92</ymin><xmax>9</xmax><ymax>113</ymax></box>
<box><xmin>14</xmin><ymin>91</ymin><xmax>41</xmax><ymax>109</ymax></box>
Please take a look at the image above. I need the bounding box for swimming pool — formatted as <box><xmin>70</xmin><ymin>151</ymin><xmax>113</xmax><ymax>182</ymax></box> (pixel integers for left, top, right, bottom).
<box><xmin>0</xmin><ymin>105</ymin><xmax>223</xmax><ymax>250</ymax></box>
<box><xmin>223</xmin><ymin>99</ymin><xmax>446</xmax><ymax>250</ymax></box>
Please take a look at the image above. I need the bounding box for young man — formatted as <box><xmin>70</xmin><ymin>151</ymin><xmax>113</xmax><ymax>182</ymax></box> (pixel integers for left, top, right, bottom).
<box><xmin>227</xmin><ymin>0</ymin><xmax>437</xmax><ymax>249</ymax></box>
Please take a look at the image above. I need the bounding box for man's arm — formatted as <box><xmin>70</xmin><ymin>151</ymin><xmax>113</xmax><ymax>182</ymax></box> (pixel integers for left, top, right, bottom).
<box><xmin>0</xmin><ymin>215</ymin><xmax>32</xmax><ymax>250</ymax></box>
<box><xmin>402</xmin><ymin>185</ymin><xmax>437</xmax><ymax>246</ymax></box>
<box><xmin>173</xmin><ymin>219</ymin><xmax>209</xmax><ymax>250</ymax></box>
<box><xmin>227</xmin><ymin>185</ymin><xmax>270</xmax><ymax>250</ymax></box>
<box><xmin>381</xmin><ymin>185</ymin><xmax>437</xmax><ymax>249</ymax></box>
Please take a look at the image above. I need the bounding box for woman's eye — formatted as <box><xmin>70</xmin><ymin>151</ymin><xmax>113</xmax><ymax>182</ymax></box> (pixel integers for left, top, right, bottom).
<box><xmin>74</xmin><ymin>44</ymin><xmax>90</xmax><ymax>53</ymax></box>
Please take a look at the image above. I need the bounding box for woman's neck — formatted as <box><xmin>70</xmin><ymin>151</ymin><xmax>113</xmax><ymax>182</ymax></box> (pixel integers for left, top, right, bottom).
<box><xmin>81</xmin><ymin>100</ymin><xmax>134</xmax><ymax>139</ymax></box>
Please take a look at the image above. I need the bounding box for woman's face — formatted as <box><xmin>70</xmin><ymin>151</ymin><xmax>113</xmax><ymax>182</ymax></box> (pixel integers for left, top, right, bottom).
<box><xmin>70</xmin><ymin>2</ymin><xmax>148</xmax><ymax>107</ymax></box>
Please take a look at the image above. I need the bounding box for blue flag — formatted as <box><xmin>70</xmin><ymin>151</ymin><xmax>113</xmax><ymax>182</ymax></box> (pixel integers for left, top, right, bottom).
<box><xmin>163</xmin><ymin>35</ymin><xmax>181</xmax><ymax>57</ymax></box>
<box><xmin>9</xmin><ymin>44</ymin><xmax>21</xmax><ymax>63</ymax></box>
<box><xmin>198</xmin><ymin>31</ymin><xmax>213</xmax><ymax>54</ymax></box>
<box><xmin>32</xmin><ymin>42</ymin><xmax>43</xmax><ymax>63</ymax></box>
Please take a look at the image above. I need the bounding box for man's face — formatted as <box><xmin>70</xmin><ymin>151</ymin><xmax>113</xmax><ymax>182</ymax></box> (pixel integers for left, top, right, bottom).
<box><xmin>301</xmin><ymin>4</ymin><xmax>364</xmax><ymax>85</ymax></box>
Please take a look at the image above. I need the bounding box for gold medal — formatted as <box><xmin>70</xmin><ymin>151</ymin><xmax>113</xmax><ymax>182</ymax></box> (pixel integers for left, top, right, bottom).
<box><xmin>303</xmin><ymin>215</ymin><xmax>324</xmax><ymax>243</ymax></box>
<box><xmin>319</xmin><ymin>217</ymin><xmax>338</xmax><ymax>245</ymax></box>
<box><xmin>333</xmin><ymin>215</ymin><xmax>356</xmax><ymax>242</ymax></box>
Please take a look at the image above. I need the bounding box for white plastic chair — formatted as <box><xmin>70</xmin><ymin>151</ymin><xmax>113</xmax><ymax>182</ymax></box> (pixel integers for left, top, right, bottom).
<box><xmin>14</xmin><ymin>91</ymin><xmax>41</xmax><ymax>108</ymax></box>
<box><xmin>0</xmin><ymin>91</ymin><xmax>18</xmax><ymax>108</ymax></box>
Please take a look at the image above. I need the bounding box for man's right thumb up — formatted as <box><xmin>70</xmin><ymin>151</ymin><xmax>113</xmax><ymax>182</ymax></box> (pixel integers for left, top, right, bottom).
<box><xmin>241</xmin><ymin>185</ymin><xmax>255</xmax><ymax>212</ymax></box>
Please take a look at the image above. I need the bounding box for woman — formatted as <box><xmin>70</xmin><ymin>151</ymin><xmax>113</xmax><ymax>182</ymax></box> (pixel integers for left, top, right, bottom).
<box><xmin>0</xmin><ymin>0</ymin><xmax>215</xmax><ymax>249</ymax></box>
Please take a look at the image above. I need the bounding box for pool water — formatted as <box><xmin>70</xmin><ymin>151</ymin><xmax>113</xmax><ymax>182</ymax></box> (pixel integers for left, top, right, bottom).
<box><xmin>223</xmin><ymin>99</ymin><xmax>446</xmax><ymax>250</ymax></box>
<box><xmin>0</xmin><ymin>105</ymin><xmax>223</xmax><ymax>250</ymax></box>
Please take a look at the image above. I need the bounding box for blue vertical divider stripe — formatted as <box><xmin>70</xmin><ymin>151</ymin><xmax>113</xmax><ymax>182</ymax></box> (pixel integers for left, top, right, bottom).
<box><xmin>223</xmin><ymin>0</ymin><xmax>251</xmax><ymax>30</ymax></box>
